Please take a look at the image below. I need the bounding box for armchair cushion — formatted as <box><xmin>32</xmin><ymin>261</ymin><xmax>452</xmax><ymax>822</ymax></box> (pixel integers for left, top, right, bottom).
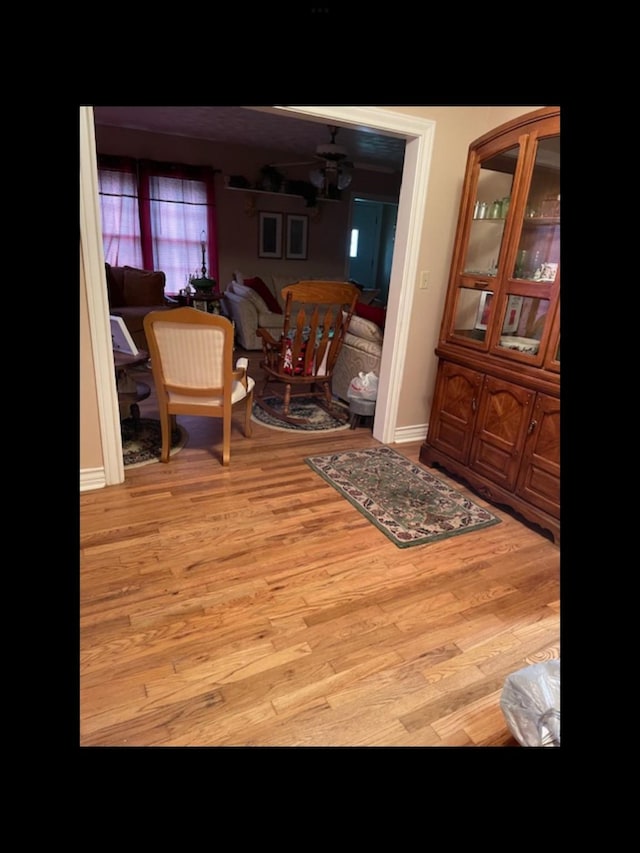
<box><xmin>343</xmin><ymin>332</ymin><xmax>383</xmax><ymax>357</ymax></box>
<box><xmin>231</xmin><ymin>281</ymin><xmax>270</xmax><ymax>312</ymax></box>
<box><xmin>244</xmin><ymin>276</ymin><xmax>282</xmax><ymax>314</ymax></box>
<box><xmin>122</xmin><ymin>267</ymin><xmax>166</xmax><ymax>306</ymax></box>
<box><xmin>271</xmin><ymin>274</ymin><xmax>300</xmax><ymax>311</ymax></box>
<box><xmin>347</xmin><ymin>313</ymin><xmax>384</xmax><ymax>344</ymax></box>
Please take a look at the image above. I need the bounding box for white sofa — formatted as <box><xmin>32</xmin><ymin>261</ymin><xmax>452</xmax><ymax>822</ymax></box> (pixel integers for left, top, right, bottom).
<box><xmin>222</xmin><ymin>274</ymin><xmax>292</xmax><ymax>350</ymax></box>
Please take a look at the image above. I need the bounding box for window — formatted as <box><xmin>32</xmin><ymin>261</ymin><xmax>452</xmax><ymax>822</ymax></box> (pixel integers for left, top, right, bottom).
<box><xmin>349</xmin><ymin>228</ymin><xmax>359</xmax><ymax>258</ymax></box>
<box><xmin>97</xmin><ymin>156</ymin><xmax>218</xmax><ymax>292</ymax></box>
<box><xmin>98</xmin><ymin>160</ymin><xmax>143</xmax><ymax>269</ymax></box>
<box><xmin>148</xmin><ymin>174</ymin><xmax>210</xmax><ymax>289</ymax></box>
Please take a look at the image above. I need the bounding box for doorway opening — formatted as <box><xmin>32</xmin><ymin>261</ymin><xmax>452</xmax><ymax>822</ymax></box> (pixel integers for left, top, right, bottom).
<box><xmin>347</xmin><ymin>196</ymin><xmax>398</xmax><ymax>306</ymax></box>
<box><xmin>81</xmin><ymin>107</ymin><xmax>435</xmax><ymax>485</ymax></box>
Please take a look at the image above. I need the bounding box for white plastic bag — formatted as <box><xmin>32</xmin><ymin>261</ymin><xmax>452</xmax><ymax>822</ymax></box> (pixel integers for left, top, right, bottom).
<box><xmin>500</xmin><ymin>660</ymin><xmax>560</xmax><ymax>747</ymax></box>
<box><xmin>347</xmin><ymin>371</ymin><xmax>379</xmax><ymax>401</ymax></box>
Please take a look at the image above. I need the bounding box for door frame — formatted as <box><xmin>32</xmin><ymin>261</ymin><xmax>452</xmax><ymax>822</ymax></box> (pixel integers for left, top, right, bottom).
<box><xmin>80</xmin><ymin>106</ymin><xmax>436</xmax><ymax>485</ymax></box>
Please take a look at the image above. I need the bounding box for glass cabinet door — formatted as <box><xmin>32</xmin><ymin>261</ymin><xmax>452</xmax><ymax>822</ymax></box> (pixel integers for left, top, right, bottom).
<box><xmin>512</xmin><ymin>136</ymin><xmax>560</xmax><ymax>283</ymax></box>
<box><xmin>463</xmin><ymin>144</ymin><xmax>519</xmax><ymax>279</ymax></box>
<box><xmin>451</xmin><ymin>124</ymin><xmax>559</xmax><ymax>361</ymax></box>
<box><xmin>496</xmin><ymin>293</ymin><xmax>551</xmax><ymax>356</ymax></box>
<box><xmin>452</xmin><ymin>143</ymin><xmax>520</xmax><ymax>345</ymax></box>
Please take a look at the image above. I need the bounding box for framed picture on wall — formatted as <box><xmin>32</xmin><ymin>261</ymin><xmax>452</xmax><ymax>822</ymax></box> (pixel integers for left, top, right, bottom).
<box><xmin>285</xmin><ymin>214</ymin><xmax>308</xmax><ymax>260</ymax></box>
<box><xmin>258</xmin><ymin>212</ymin><xmax>283</xmax><ymax>258</ymax></box>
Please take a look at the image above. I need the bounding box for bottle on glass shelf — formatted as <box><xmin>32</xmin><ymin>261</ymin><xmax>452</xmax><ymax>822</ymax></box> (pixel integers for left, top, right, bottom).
<box><xmin>532</xmin><ymin>250</ymin><xmax>543</xmax><ymax>280</ymax></box>
<box><xmin>515</xmin><ymin>250</ymin><xmax>528</xmax><ymax>278</ymax></box>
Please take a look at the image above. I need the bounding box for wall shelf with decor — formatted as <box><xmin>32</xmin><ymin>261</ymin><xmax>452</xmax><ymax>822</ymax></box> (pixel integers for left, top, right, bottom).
<box><xmin>225</xmin><ymin>186</ymin><xmax>339</xmax><ymax>209</ymax></box>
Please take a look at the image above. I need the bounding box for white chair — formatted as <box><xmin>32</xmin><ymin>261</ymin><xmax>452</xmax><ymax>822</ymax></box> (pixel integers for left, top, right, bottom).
<box><xmin>143</xmin><ymin>307</ymin><xmax>254</xmax><ymax>465</ymax></box>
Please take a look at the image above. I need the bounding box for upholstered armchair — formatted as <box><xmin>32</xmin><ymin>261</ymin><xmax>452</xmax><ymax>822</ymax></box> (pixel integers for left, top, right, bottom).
<box><xmin>332</xmin><ymin>304</ymin><xmax>386</xmax><ymax>402</ymax></box>
<box><xmin>105</xmin><ymin>263</ymin><xmax>176</xmax><ymax>352</ymax></box>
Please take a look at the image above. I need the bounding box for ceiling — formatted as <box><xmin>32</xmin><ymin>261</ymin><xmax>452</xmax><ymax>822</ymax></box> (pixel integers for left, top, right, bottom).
<box><xmin>91</xmin><ymin>106</ymin><xmax>407</xmax><ymax>173</ymax></box>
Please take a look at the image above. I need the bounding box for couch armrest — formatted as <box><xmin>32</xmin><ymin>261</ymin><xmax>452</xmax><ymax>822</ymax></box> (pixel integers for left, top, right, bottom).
<box><xmin>223</xmin><ymin>291</ymin><xmax>261</xmax><ymax>350</ymax></box>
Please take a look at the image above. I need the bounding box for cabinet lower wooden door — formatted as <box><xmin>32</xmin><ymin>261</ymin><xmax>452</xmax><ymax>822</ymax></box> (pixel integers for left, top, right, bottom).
<box><xmin>427</xmin><ymin>361</ymin><xmax>482</xmax><ymax>463</ymax></box>
<box><xmin>469</xmin><ymin>376</ymin><xmax>535</xmax><ymax>490</ymax></box>
<box><xmin>515</xmin><ymin>393</ymin><xmax>560</xmax><ymax>518</ymax></box>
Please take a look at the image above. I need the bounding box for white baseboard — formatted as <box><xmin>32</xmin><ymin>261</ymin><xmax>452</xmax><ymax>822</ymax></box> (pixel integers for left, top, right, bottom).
<box><xmin>80</xmin><ymin>467</ymin><xmax>107</xmax><ymax>492</ymax></box>
<box><xmin>393</xmin><ymin>423</ymin><xmax>428</xmax><ymax>443</ymax></box>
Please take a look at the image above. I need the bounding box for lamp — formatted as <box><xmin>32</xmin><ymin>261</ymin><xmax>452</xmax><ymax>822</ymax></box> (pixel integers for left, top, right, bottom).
<box><xmin>190</xmin><ymin>230</ymin><xmax>217</xmax><ymax>294</ymax></box>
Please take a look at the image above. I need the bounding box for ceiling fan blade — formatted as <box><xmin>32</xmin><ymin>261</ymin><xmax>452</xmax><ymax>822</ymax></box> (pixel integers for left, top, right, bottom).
<box><xmin>269</xmin><ymin>160</ymin><xmax>315</xmax><ymax>168</ymax></box>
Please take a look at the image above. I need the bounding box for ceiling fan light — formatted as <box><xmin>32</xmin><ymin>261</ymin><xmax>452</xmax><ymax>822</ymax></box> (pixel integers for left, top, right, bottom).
<box><xmin>337</xmin><ymin>168</ymin><xmax>352</xmax><ymax>190</ymax></box>
<box><xmin>309</xmin><ymin>167</ymin><xmax>325</xmax><ymax>189</ymax></box>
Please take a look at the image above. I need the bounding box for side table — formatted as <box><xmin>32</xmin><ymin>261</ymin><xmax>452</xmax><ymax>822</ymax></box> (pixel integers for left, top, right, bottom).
<box><xmin>191</xmin><ymin>291</ymin><xmax>222</xmax><ymax>314</ymax></box>
<box><xmin>166</xmin><ymin>292</ymin><xmax>223</xmax><ymax>314</ymax></box>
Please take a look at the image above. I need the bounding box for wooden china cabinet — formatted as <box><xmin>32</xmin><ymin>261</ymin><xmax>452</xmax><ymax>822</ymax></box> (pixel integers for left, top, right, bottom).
<box><xmin>420</xmin><ymin>107</ymin><xmax>560</xmax><ymax>544</ymax></box>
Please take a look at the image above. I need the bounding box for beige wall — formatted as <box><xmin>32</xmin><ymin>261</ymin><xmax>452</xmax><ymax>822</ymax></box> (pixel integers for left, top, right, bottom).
<box><xmin>80</xmin><ymin>105</ymin><xmax>543</xmax><ymax>481</ymax></box>
<box><xmin>394</xmin><ymin>106</ymin><xmax>540</xmax><ymax>427</ymax></box>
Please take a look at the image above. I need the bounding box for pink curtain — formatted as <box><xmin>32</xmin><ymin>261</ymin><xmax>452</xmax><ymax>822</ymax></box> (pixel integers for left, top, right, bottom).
<box><xmin>98</xmin><ymin>155</ymin><xmax>219</xmax><ymax>292</ymax></box>
<box><xmin>140</xmin><ymin>160</ymin><xmax>219</xmax><ymax>291</ymax></box>
<box><xmin>97</xmin><ymin>156</ymin><xmax>143</xmax><ymax>269</ymax></box>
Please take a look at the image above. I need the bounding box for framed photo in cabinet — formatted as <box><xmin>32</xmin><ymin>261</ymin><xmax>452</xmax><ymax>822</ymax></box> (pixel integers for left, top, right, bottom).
<box><xmin>502</xmin><ymin>295</ymin><xmax>524</xmax><ymax>334</ymax></box>
<box><xmin>475</xmin><ymin>291</ymin><xmax>493</xmax><ymax>330</ymax></box>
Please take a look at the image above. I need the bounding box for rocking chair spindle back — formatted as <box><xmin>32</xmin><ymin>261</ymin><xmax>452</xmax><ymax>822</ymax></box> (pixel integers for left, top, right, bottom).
<box><xmin>256</xmin><ymin>280</ymin><xmax>360</xmax><ymax>426</ymax></box>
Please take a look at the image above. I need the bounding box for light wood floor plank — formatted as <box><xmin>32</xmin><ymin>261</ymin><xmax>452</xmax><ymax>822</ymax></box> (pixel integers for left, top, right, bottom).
<box><xmin>80</xmin><ymin>354</ymin><xmax>560</xmax><ymax>747</ymax></box>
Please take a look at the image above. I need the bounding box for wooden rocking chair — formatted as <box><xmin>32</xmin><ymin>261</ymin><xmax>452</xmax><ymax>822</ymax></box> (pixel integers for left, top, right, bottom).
<box><xmin>256</xmin><ymin>280</ymin><xmax>360</xmax><ymax>425</ymax></box>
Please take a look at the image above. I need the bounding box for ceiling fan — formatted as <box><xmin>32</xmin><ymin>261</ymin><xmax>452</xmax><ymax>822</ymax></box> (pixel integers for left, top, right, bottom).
<box><xmin>270</xmin><ymin>125</ymin><xmax>355</xmax><ymax>197</ymax></box>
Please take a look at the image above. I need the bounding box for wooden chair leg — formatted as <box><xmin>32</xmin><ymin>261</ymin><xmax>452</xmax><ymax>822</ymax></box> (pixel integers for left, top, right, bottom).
<box><xmin>222</xmin><ymin>416</ymin><xmax>231</xmax><ymax>466</ymax></box>
<box><xmin>244</xmin><ymin>388</ymin><xmax>254</xmax><ymax>437</ymax></box>
<box><xmin>159</xmin><ymin>409</ymin><xmax>172</xmax><ymax>463</ymax></box>
<box><xmin>283</xmin><ymin>383</ymin><xmax>292</xmax><ymax>416</ymax></box>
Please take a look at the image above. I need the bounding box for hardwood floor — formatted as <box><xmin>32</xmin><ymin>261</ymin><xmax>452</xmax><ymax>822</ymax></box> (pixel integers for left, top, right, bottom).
<box><xmin>80</xmin><ymin>350</ymin><xmax>560</xmax><ymax>747</ymax></box>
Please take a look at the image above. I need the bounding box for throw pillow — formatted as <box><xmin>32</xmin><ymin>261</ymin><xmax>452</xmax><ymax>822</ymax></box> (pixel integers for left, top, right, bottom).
<box><xmin>355</xmin><ymin>301</ymin><xmax>386</xmax><ymax>331</ymax></box>
<box><xmin>232</xmin><ymin>281</ymin><xmax>269</xmax><ymax>312</ymax></box>
<box><xmin>244</xmin><ymin>276</ymin><xmax>282</xmax><ymax>314</ymax></box>
<box><xmin>105</xmin><ymin>263</ymin><xmax>125</xmax><ymax>306</ymax></box>
<box><xmin>346</xmin><ymin>313</ymin><xmax>384</xmax><ymax>344</ymax></box>
<box><xmin>122</xmin><ymin>267</ymin><xmax>165</xmax><ymax>307</ymax></box>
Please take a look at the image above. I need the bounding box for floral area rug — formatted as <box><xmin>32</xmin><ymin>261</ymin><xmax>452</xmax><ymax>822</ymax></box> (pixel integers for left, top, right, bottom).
<box><xmin>305</xmin><ymin>445</ymin><xmax>501</xmax><ymax>547</ymax></box>
<box><xmin>252</xmin><ymin>396</ymin><xmax>351</xmax><ymax>432</ymax></box>
<box><xmin>121</xmin><ymin>418</ymin><xmax>188</xmax><ymax>468</ymax></box>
